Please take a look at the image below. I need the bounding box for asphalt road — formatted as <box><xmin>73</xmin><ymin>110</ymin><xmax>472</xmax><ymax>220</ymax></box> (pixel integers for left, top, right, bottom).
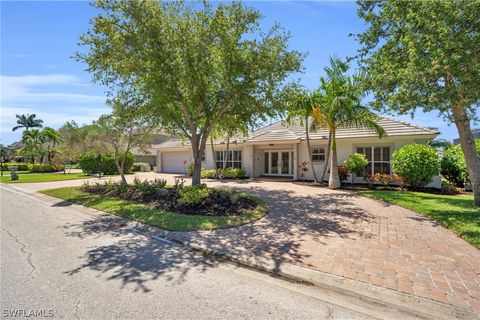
<box><xmin>0</xmin><ymin>186</ymin><xmax>377</xmax><ymax>320</ymax></box>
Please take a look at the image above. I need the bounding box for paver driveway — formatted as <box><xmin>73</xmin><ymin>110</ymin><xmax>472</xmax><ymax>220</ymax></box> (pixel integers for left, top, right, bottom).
<box><xmin>11</xmin><ymin>172</ymin><xmax>480</xmax><ymax>313</ymax></box>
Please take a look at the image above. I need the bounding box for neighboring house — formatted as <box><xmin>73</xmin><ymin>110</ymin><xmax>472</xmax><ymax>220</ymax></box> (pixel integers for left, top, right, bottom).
<box><xmin>453</xmin><ymin>128</ymin><xmax>480</xmax><ymax>145</ymax></box>
<box><xmin>131</xmin><ymin>133</ymin><xmax>172</xmax><ymax>169</ymax></box>
<box><xmin>152</xmin><ymin>117</ymin><xmax>441</xmax><ymax>187</ymax></box>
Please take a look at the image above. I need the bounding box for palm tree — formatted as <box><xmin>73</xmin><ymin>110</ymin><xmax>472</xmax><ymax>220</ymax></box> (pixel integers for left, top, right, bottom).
<box><xmin>311</xmin><ymin>57</ymin><xmax>386</xmax><ymax>189</ymax></box>
<box><xmin>286</xmin><ymin>92</ymin><xmax>320</xmax><ymax>183</ymax></box>
<box><xmin>12</xmin><ymin>114</ymin><xmax>43</xmax><ymax>131</ymax></box>
<box><xmin>21</xmin><ymin>129</ymin><xmax>46</xmax><ymax>163</ymax></box>
<box><xmin>42</xmin><ymin>127</ymin><xmax>61</xmax><ymax>164</ymax></box>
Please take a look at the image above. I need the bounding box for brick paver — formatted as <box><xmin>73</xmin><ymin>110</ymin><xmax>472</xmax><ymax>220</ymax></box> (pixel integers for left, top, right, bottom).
<box><xmin>14</xmin><ymin>173</ymin><xmax>480</xmax><ymax>313</ymax></box>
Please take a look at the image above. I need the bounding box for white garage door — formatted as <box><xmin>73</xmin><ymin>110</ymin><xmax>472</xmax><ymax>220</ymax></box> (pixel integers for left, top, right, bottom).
<box><xmin>162</xmin><ymin>151</ymin><xmax>191</xmax><ymax>173</ymax></box>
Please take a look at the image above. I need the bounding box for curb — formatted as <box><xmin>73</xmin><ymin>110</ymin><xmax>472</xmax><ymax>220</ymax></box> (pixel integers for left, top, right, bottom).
<box><xmin>4</xmin><ymin>185</ymin><xmax>478</xmax><ymax>320</ymax></box>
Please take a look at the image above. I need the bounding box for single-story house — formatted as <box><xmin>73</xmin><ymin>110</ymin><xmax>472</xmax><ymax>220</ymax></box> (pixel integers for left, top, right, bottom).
<box><xmin>152</xmin><ymin>117</ymin><xmax>441</xmax><ymax>188</ymax></box>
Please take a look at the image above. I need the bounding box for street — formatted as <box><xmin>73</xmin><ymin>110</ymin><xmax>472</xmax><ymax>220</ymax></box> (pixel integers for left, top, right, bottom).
<box><xmin>0</xmin><ymin>186</ymin><xmax>378</xmax><ymax>320</ymax></box>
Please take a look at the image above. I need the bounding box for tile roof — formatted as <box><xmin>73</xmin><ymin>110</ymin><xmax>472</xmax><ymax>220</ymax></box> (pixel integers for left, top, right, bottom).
<box><xmin>153</xmin><ymin>117</ymin><xmax>438</xmax><ymax>149</ymax></box>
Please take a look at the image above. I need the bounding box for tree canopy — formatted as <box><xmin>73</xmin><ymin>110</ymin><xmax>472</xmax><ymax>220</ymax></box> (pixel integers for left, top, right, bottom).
<box><xmin>76</xmin><ymin>0</ymin><xmax>303</xmax><ymax>184</ymax></box>
<box><xmin>355</xmin><ymin>0</ymin><xmax>480</xmax><ymax>205</ymax></box>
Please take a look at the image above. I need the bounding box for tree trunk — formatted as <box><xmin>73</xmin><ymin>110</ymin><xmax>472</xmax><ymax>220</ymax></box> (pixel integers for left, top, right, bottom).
<box><xmin>210</xmin><ymin>137</ymin><xmax>219</xmax><ymax>178</ymax></box>
<box><xmin>223</xmin><ymin>135</ymin><xmax>231</xmax><ymax>170</ymax></box>
<box><xmin>115</xmin><ymin>157</ymin><xmax>127</xmax><ymax>184</ymax></box>
<box><xmin>190</xmin><ymin>134</ymin><xmax>203</xmax><ymax>186</ymax></box>
<box><xmin>328</xmin><ymin>131</ymin><xmax>341</xmax><ymax>189</ymax></box>
<box><xmin>320</xmin><ymin>132</ymin><xmax>332</xmax><ymax>182</ymax></box>
<box><xmin>452</xmin><ymin>104</ymin><xmax>480</xmax><ymax>206</ymax></box>
<box><xmin>306</xmin><ymin>116</ymin><xmax>319</xmax><ymax>183</ymax></box>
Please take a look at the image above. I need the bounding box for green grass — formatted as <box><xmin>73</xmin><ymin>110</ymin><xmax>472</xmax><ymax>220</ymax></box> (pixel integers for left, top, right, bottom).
<box><xmin>360</xmin><ymin>190</ymin><xmax>480</xmax><ymax>249</ymax></box>
<box><xmin>1</xmin><ymin>172</ymin><xmax>90</xmax><ymax>183</ymax></box>
<box><xmin>39</xmin><ymin>186</ymin><xmax>268</xmax><ymax>231</ymax></box>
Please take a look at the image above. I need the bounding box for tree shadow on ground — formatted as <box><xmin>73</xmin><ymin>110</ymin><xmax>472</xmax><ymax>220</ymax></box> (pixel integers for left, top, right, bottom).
<box><xmin>171</xmin><ymin>182</ymin><xmax>373</xmax><ymax>270</ymax></box>
<box><xmin>62</xmin><ymin>215</ymin><xmax>219</xmax><ymax>293</ymax></box>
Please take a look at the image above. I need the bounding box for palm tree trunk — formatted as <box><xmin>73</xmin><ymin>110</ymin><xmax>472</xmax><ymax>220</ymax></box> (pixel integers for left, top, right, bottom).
<box><xmin>305</xmin><ymin>116</ymin><xmax>318</xmax><ymax>183</ymax></box>
<box><xmin>320</xmin><ymin>132</ymin><xmax>332</xmax><ymax>182</ymax></box>
<box><xmin>328</xmin><ymin>129</ymin><xmax>341</xmax><ymax>189</ymax></box>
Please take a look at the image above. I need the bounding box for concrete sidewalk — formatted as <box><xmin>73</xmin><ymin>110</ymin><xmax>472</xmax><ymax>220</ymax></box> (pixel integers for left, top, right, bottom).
<box><xmin>6</xmin><ymin>172</ymin><xmax>480</xmax><ymax>316</ymax></box>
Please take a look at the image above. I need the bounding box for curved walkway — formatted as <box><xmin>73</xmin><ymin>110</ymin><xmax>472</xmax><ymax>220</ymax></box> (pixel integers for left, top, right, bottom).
<box><xmin>9</xmin><ymin>172</ymin><xmax>480</xmax><ymax>313</ymax></box>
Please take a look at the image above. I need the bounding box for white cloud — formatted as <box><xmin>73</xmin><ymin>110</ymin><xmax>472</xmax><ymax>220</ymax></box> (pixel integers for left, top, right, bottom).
<box><xmin>0</xmin><ymin>73</ymin><xmax>111</xmax><ymax>143</ymax></box>
<box><xmin>1</xmin><ymin>74</ymin><xmax>107</xmax><ymax>105</ymax></box>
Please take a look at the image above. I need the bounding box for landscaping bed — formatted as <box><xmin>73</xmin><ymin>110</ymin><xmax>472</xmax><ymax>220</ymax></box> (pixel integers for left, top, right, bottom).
<box><xmin>39</xmin><ymin>179</ymin><xmax>268</xmax><ymax>231</ymax></box>
<box><xmin>360</xmin><ymin>190</ymin><xmax>479</xmax><ymax>249</ymax></box>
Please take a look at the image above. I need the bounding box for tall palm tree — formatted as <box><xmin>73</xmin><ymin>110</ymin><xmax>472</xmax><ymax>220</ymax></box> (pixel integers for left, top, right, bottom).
<box><xmin>12</xmin><ymin>114</ymin><xmax>43</xmax><ymax>131</ymax></box>
<box><xmin>286</xmin><ymin>92</ymin><xmax>320</xmax><ymax>183</ymax></box>
<box><xmin>42</xmin><ymin>127</ymin><xmax>61</xmax><ymax>164</ymax></box>
<box><xmin>311</xmin><ymin>57</ymin><xmax>386</xmax><ymax>189</ymax></box>
<box><xmin>21</xmin><ymin>129</ymin><xmax>46</xmax><ymax>163</ymax></box>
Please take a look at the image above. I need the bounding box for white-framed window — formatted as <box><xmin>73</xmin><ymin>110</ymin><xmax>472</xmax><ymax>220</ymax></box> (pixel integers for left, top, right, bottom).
<box><xmin>215</xmin><ymin>150</ymin><xmax>242</xmax><ymax>169</ymax></box>
<box><xmin>201</xmin><ymin>152</ymin><xmax>206</xmax><ymax>162</ymax></box>
<box><xmin>356</xmin><ymin>146</ymin><xmax>391</xmax><ymax>176</ymax></box>
<box><xmin>311</xmin><ymin>147</ymin><xmax>326</xmax><ymax>162</ymax></box>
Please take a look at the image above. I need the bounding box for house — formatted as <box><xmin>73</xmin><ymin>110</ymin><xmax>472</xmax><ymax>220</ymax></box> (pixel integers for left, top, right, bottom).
<box><xmin>152</xmin><ymin>117</ymin><xmax>441</xmax><ymax>187</ymax></box>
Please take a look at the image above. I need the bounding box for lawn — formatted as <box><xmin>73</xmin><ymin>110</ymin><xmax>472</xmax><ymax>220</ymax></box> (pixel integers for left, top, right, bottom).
<box><xmin>39</xmin><ymin>186</ymin><xmax>268</xmax><ymax>231</ymax></box>
<box><xmin>0</xmin><ymin>172</ymin><xmax>90</xmax><ymax>183</ymax></box>
<box><xmin>360</xmin><ymin>190</ymin><xmax>480</xmax><ymax>249</ymax></box>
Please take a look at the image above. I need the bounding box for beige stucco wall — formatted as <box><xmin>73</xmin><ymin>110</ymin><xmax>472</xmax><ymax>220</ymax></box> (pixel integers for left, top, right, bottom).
<box><xmin>155</xmin><ymin>135</ymin><xmax>440</xmax><ymax>188</ymax></box>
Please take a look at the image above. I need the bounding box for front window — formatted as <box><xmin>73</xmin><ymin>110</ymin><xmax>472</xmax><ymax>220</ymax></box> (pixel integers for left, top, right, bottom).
<box><xmin>215</xmin><ymin>150</ymin><xmax>242</xmax><ymax>169</ymax></box>
<box><xmin>311</xmin><ymin>148</ymin><xmax>326</xmax><ymax>161</ymax></box>
<box><xmin>356</xmin><ymin>146</ymin><xmax>391</xmax><ymax>176</ymax></box>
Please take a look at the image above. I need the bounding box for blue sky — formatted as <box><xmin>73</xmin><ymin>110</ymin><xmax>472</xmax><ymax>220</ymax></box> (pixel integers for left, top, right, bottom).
<box><xmin>1</xmin><ymin>1</ymin><xmax>466</xmax><ymax>145</ymax></box>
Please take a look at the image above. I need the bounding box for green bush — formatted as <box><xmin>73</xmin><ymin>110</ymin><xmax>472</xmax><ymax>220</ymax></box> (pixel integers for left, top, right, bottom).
<box><xmin>441</xmin><ymin>140</ymin><xmax>480</xmax><ymax>187</ymax></box>
<box><xmin>221</xmin><ymin>167</ymin><xmax>247</xmax><ymax>179</ymax></box>
<box><xmin>178</xmin><ymin>184</ymin><xmax>211</xmax><ymax>206</ymax></box>
<box><xmin>392</xmin><ymin>144</ymin><xmax>439</xmax><ymax>188</ymax></box>
<box><xmin>132</xmin><ymin>162</ymin><xmax>150</xmax><ymax>172</ymax></box>
<box><xmin>30</xmin><ymin>164</ymin><xmax>65</xmax><ymax>173</ymax></box>
<box><xmin>201</xmin><ymin>169</ymin><xmax>217</xmax><ymax>179</ymax></box>
<box><xmin>186</xmin><ymin>163</ymin><xmax>195</xmax><ymax>176</ymax></box>
<box><xmin>0</xmin><ymin>162</ymin><xmax>31</xmax><ymax>171</ymax></box>
<box><xmin>79</xmin><ymin>152</ymin><xmax>134</xmax><ymax>175</ymax></box>
<box><xmin>344</xmin><ymin>153</ymin><xmax>368</xmax><ymax>183</ymax></box>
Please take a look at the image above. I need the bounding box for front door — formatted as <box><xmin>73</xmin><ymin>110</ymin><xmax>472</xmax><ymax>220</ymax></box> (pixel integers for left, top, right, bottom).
<box><xmin>264</xmin><ymin>151</ymin><xmax>292</xmax><ymax>176</ymax></box>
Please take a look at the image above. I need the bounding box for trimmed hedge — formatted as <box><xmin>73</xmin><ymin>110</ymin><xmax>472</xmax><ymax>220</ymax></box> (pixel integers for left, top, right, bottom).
<box><xmin>1</xmin><ymin>162</ymin><xmax>31</xmax><ymax>171</ymax></box>
<box><xmin>79</xmin><ymin>152</ymin><xmax>134</xmax><ymax>175</ymax></box>
<box><xmin>392</xmin><ymin>144</ymin><xmax>439</xmax><ymax>188</ymax></box>
<box><xmin>221</xmin><ymin>167</ymin><xmax>247</xmax><ymax>179</ymax></box>
<box><xmin>132</xmin><ymin>162</ymin><xmax>151</xmax><ymax>172</ymax></box>
<box><xmin>30</xmin><ymin>164</ymin><xmax>65</xmax><ymax>173</ymax></box>
<box><xmin>441</xmin><ymin>140</ymin><xmax>480</xmax><ymax>187</ymax></box>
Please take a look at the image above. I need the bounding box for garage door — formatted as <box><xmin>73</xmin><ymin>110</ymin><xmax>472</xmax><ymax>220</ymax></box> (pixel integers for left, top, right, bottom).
<box><xmin>162</xmin><ymin>151</ymin><xmax>191</xmax><ymax>173</ymax></box>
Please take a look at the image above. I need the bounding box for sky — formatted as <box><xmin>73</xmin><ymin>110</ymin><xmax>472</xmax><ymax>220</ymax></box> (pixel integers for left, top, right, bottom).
<box><xmin>0</xmin><ymin>0</ymin><xmax>468</xmax><ymax>145</ymax></box>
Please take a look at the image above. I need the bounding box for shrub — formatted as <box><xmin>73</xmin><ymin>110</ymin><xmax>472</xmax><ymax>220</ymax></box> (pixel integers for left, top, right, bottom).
<box><xmin>364</xmin><ymin>173</ymin><xmax>402</xmax><ymax>188</ymax></box>
<box><xmin>178</xmin><ymin>184</ymin><xmax>211</xmax><ymax>206</ymax></box>
<box><xmin>186</xmin><ymin>163</ymin><xmax>195</xmax><ymax>176</ymax></box>
<box><xmin>133</xmin><ymin>162</ymin><xmax>150</xmax><ymax>172</ymax></box>
<box><xmin>337</xmin><ymin>165</ymin><xmax>348</xmax><ymax>183</ymax></box>
<box><xmin>392</xmin><ymin>144</ymin><xmax>439</xmax><ymax>188</ymax></box>
<box><xmin>201</xmin><ymin>169</ymin><xmax>217</xmax><ymax>179</ymax></box>
<box><xmin>344</xmin><ymin>153</ymin><xmax>369</xmax><ymax>184</ymax></box>
<box><xmin>221</xmin><ymin>167</ymin><xmax>247</xmax><ymax>179</ymax></box>
<box><xmin>441</xmin><ymin>179</ymin><xmax>461</xmax><ymax>195</ymax></box>
<box><xmin>79</xmin><ymin>152</ymin><xmax>134</xmax><ymax>175</ymax></box>
<box><xmin>441</xmin><ymin>140</ymin><xmax>480</xmax><ymax>187</ymax></box>
<box><xmin>30</xmin><ymin>164</ymin><xmax>65</xmax><ymax>172</ymax></box>
<box><xmin>0</xmin><ymin>162</ymin><xmax>31</xmax><ymax>171</ymax></box>
<box><xmin>133</xmin><ymin>177</ymin><xmax>168</xmax><ymax>199</ymax></box>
